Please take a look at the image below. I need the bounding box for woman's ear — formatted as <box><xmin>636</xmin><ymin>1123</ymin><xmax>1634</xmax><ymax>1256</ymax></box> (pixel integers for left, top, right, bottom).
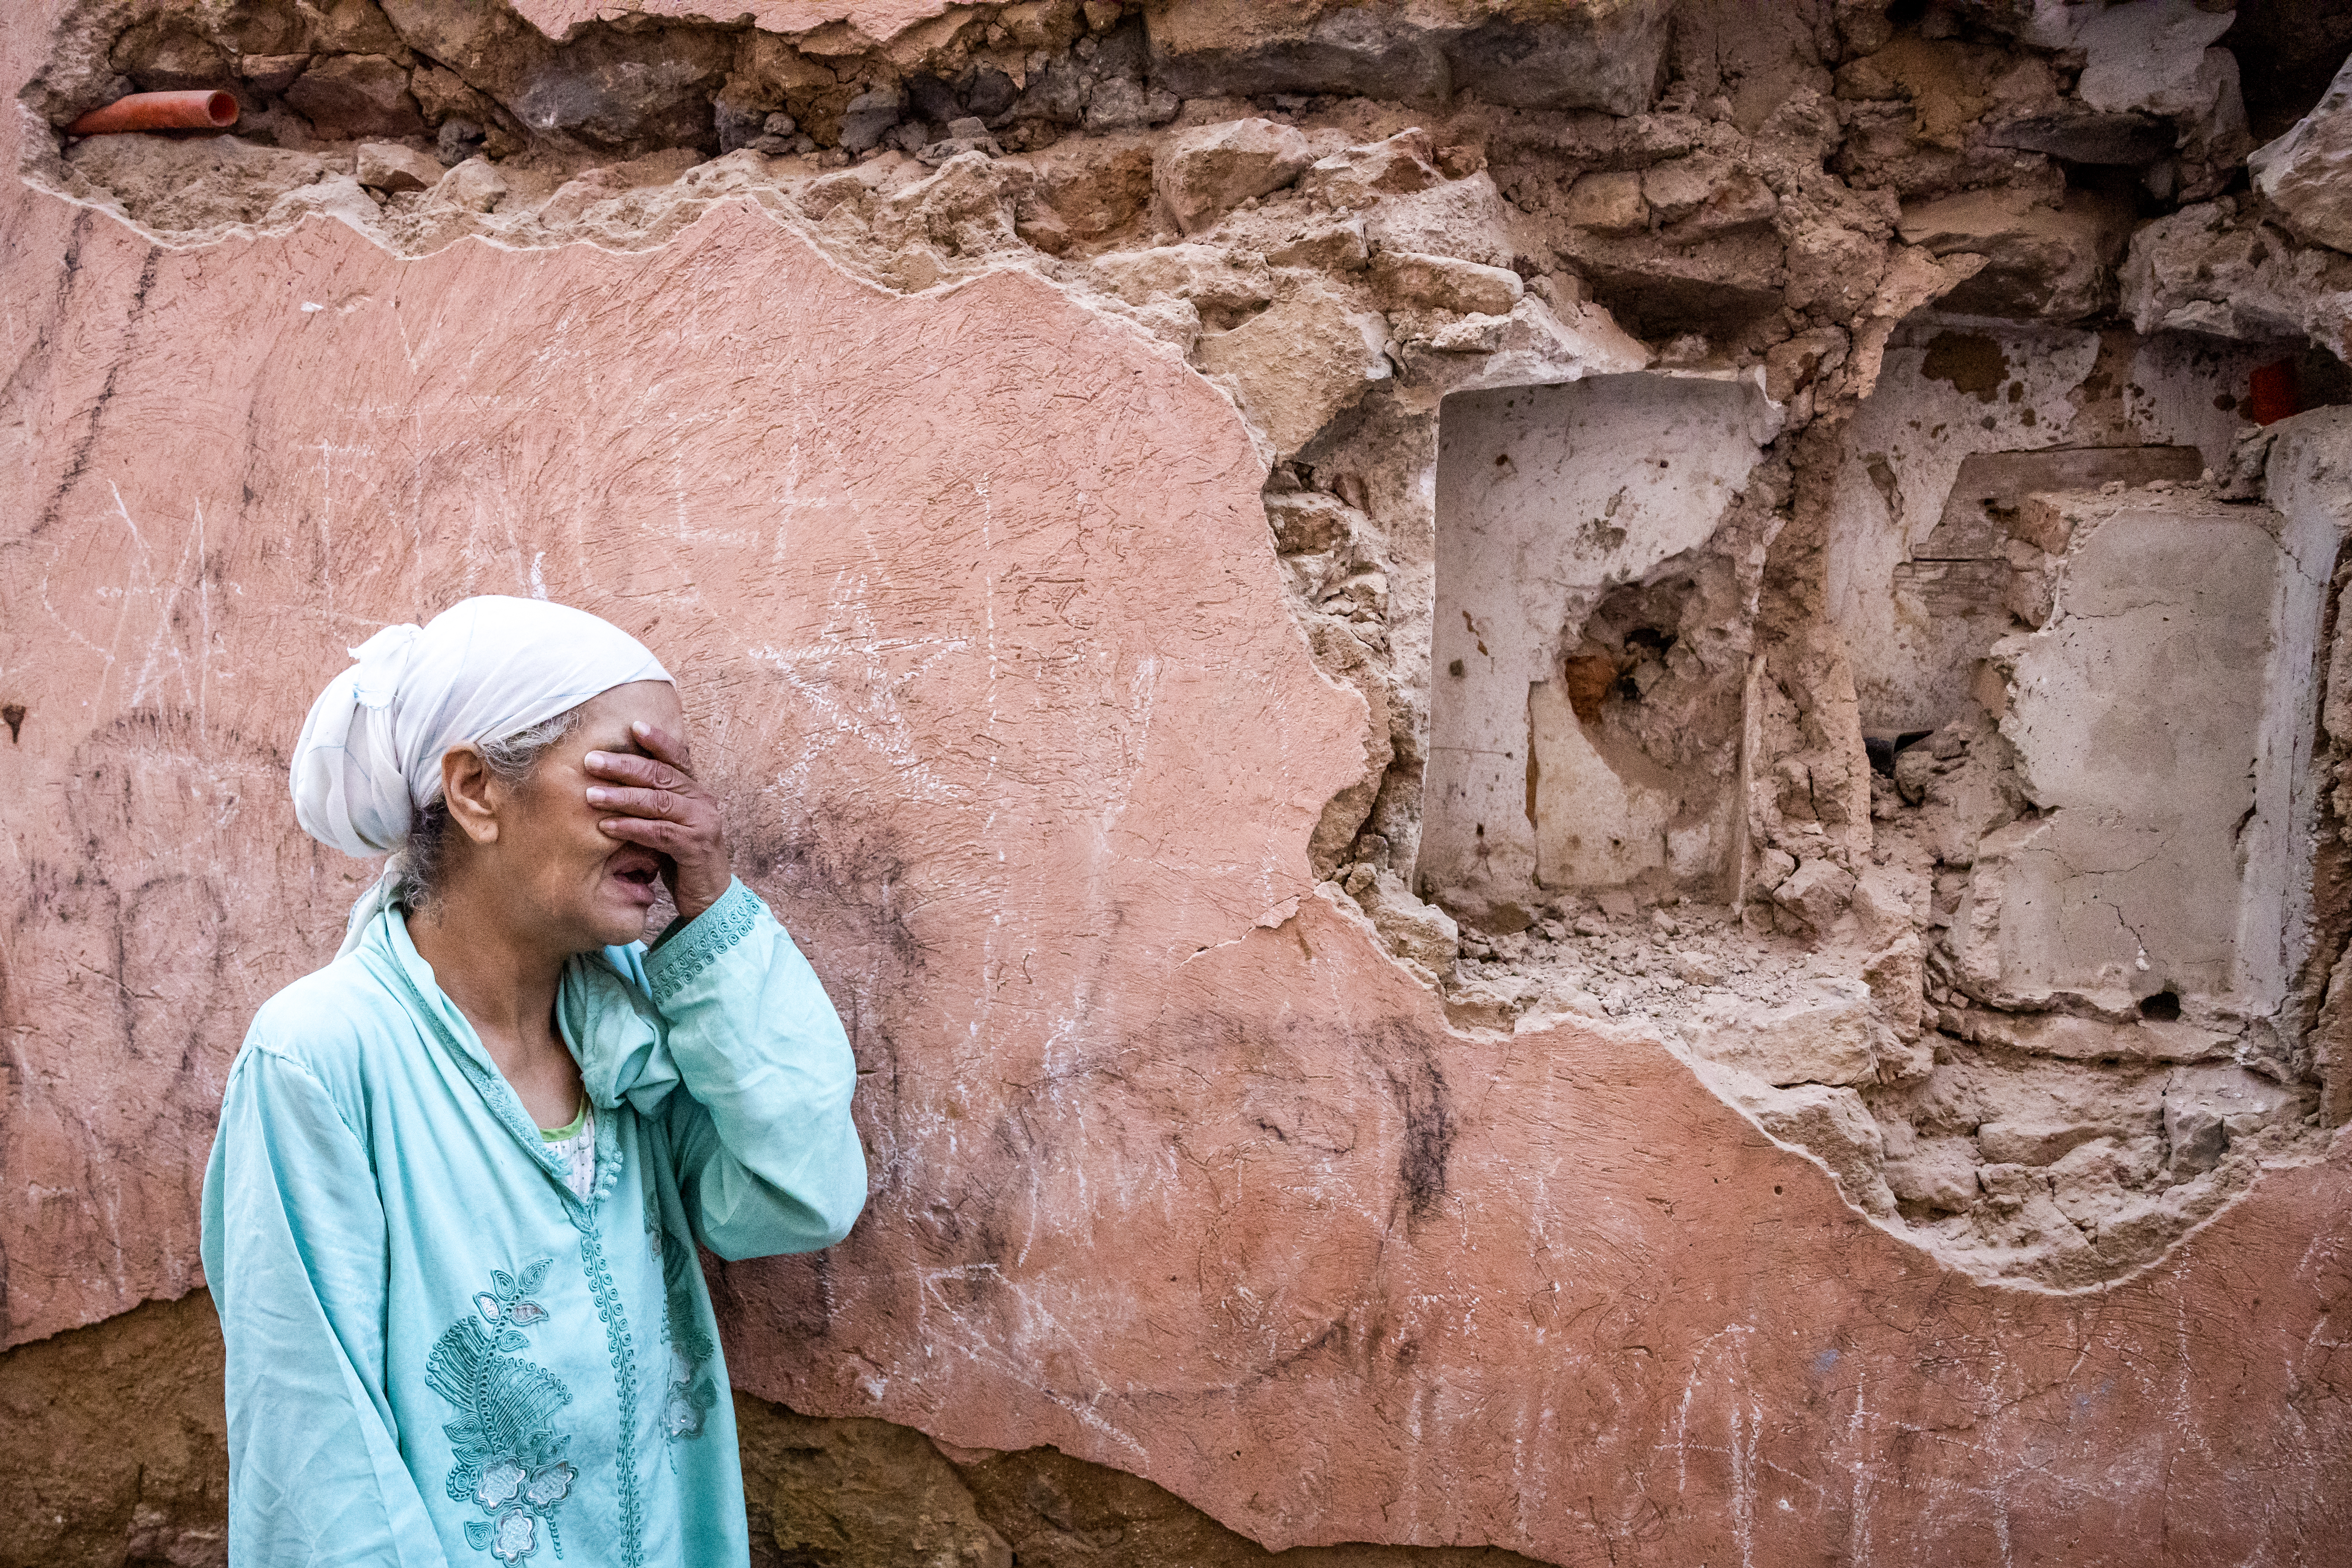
<box><xmin>440</xmin><ymin>745</ymin><xmax>501</xmax><ymax>846</ymax></box>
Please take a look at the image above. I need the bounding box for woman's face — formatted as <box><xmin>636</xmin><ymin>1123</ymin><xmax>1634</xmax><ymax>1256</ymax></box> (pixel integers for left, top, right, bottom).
<box><xmin>486</xmin><ymin>680</ymin><xmax>687</xmax><ymax>951</ymax></box>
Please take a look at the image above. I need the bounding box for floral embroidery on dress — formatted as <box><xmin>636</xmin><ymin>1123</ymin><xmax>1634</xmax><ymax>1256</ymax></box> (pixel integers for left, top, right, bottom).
<box><xmin>476</xmin><ymin>1259</ymin><xmax>553</xmax><ymax>1330</ymax></box>
<box><xmin>655</xmin><ymin>1227</ymin><xmax>718</xmax><ymax>1441</ymax></box>
<box><xmin>429</xmin><ymin>1259</ymin><xmax>578</xmax><ymax>1562</ymax></box>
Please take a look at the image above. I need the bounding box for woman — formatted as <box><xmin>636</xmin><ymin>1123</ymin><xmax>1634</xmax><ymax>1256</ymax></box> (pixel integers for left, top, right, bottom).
<box><xmin>201</xmin><ymin>596</ymin><xmax>865</xmax><ymax>1566</ymax></box>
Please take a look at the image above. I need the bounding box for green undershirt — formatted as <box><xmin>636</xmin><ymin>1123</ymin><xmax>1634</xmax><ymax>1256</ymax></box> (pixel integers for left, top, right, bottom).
<box><xmin>539</xmin><ymin>1099</ymin><xmax>588</xmax><ymax>1141</ymax></box>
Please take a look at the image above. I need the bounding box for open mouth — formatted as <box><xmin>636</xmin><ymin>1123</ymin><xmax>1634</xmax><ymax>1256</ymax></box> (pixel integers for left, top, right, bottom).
<box><xmin>607</xmin><ymin>849</ymin><xmax>664</xmax><ymax>898</ymax></box>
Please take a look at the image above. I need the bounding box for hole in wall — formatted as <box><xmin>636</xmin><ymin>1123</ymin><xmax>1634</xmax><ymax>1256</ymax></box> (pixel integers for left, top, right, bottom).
<box><xmin>1423</xmin><ymin>372</ymin><xmax>1778</xmax><ymax>927</ymax></box>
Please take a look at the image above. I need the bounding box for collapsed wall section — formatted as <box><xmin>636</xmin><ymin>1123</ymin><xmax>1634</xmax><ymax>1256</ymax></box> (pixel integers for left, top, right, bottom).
<box><xmin>13</xmin><ymin>0</ymin><xmax>2347</xmax><ymax>1299</ymax></box>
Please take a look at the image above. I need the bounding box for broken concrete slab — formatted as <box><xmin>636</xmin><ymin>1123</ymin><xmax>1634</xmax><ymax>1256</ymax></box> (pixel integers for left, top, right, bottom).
<box><xmin>1961</xmin><ymin>492</ymin><xmax>2292</xmax><ymax>1012</ymax></box>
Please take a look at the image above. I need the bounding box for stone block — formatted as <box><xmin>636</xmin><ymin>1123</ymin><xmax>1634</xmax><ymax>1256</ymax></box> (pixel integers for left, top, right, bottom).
<box><xmin>1263</xmin><ymin>491</ymin><xmax>1358</xmax><ymax>555</ymax></box>
<box><xmin>1642</xmin><ymin>154</ymin><xmax>1779</xmax><ymax>242</ymax></box>
<box><xmin>1084</xmin><ymin>77</ymin><xmax>1181</xmax><ymax>132</ymax></box>
<box><xmin>1851</xmin><ymin>866</ymin><xmax>1915</xmax><ymax>948</ymax></box>
<box><xmin>1368</xmin><ymin>249</ymin><xmax>1523</xmax><ymax>315</ymax></box>
<box><xmin>2076</xmin><ymin>0</ymin><xmax>2237</xmax><ymax>120</ymax></box>
<box><xmin>239</xmin><ymin>53</ymin><xmax>311</xmax><ymax>96</ymax></box>
<box><xmin>355</xmin><ymin>141</ymin><xmax>442</xmax><ymax>194</ymax></box>
<box><xmin>1563</xmin><ymin>170</ymin><xmax>1647</xmax><ymax>237</ymax></box>
<box><xmin>1737</xmin><ymin>1082</ymin><xmax>1898</xmax><ymax>1214</ymax></box>
<box><xmin>284</xmin><ymin>53</ymin><xmax>423</xmax><ymax>139</ymax></box>
<box><xmin>2162</xmin><ymin>1099</ymin><xmax>2227</xmax><ymax>1180</ymax></box>
<box><xmin>2164</xmin><ymin>1062</ymin><xmax>2312</xmax><ymax>1141</ymax></box>
<box><xmin>1688</xmin><ymin>979</ymin><xmax>1884</xmax><ymax>1086</ymax></box>
<box><xmin>1862</xmin><ymin>933</ymin><xmax>1926</xmax><ymax>1046</ymax></box>
<box><xmin>1019</xmin><ymin>141</ymin><xmax>1155</xmax><ymax>246</ymax></box>
<box><xmin>1349</xmin><ymin>867</ymin><xmax>1460</xmax><ymax>970</ymax></box>
<box><xmin>1143</xmin><ymin>2</ymin><xmax>1673</xmax><ymax>116</ymax></box>
<box><xmin>1673</xmin><ymin>949</ymin><xmax>1727</xmax><ymax>986</ymax></box>
<box><xmin>1093</xmin><ymin>243</ymin><xmax>1273</xmax><ymax>314</ymax></box>
<box><xmin>429</xmin><ymin>158</ymin><xmax>507</xmax><ymax>214</ymax></box>
<box><xmin>1884</xmin><ymin>1136</ymin><xmax>1981</xmax><ymax>1211</ymax></box>
<box><xmin>1191</xmin><ymin>282</ymin><xmax>1392</xmax><ymax>459</ymax></box>
<box><xmin>837</xmin><ymin>85</ymin><xmax>905</xmax><ymax>153</ymax></box>
<box><xmin>1265</xmin><ymin>219</ymin><xmax>1371</xmax><ymax>271</ymax></box>
<box><xmin>1361</xmin><ymin>171</ymin><xmax>1514</xmax><ymax>268</ymax></box>
<box><xmin>1299</xmin><ymin>129</ymin><xmax>1444</xmax><ymax>201</ymax></box>
<box><xmin>1154</xmin><ymin>118</ymin><xmax>1312</xmax><ymax>234</ymax></box>
<box><xmin>1967</xmin><ymin>1010</ymin><xmax>2236</xmax><ymax>1063</ymax></box>
<box><xmin>1896</xmin><ymin>186</ymin><xmax>2136</xmax><ymax>320</ymax></box>
<box><xmin>1444</xmin><ymin>973</ymin><xmax>1536</xmax><ymax>1030</ymax></box>
<box><xmin>2252</xmin><ymin>50</ymin><xmax>2352</xmax><ymax>254</ymax></box>
<box><xmin>1771</xmin><ymin>858</ymin><xmax>1856</xmax><ymax>932</ymax></box>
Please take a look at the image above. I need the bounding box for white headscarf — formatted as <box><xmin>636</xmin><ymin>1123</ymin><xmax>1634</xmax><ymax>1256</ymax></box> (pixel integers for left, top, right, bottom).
<box><xmin>291</xmin><ymin>595</ymin><xmax>673</xmax><ymax>953</ymax></box>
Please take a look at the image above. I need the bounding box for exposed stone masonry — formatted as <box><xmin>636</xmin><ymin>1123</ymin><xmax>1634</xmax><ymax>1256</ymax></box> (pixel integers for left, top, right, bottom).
<box><xmin>22</xmin><ymin>0</ymin><xmax>2352</xmax><ymax>1295</ymax></box>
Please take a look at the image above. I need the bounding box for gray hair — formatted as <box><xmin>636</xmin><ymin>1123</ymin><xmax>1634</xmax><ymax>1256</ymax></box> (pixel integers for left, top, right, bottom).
<box><xmin>402</xmin><ymin>706</ymin><xmax>584</xmax><ymax>912</ymax></box>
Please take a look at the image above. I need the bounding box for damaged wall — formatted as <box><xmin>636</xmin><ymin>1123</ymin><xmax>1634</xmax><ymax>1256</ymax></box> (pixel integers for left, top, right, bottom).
<box><xmin>8</xmin><ymin>0</ymin><xmax>2352</xmax><ymax>1564</ymax></box>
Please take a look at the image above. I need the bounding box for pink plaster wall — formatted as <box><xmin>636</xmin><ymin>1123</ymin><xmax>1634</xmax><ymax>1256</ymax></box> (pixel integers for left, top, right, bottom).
<box><xmin>5</xmin><ymin>8</ymin><xmax>2352</xmax><ymax>1565</ymax></box>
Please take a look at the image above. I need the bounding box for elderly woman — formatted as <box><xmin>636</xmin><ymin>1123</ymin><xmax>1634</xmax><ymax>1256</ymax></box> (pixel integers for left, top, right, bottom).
<box><xmin>200</xmin><ymin>596</ymin><xmax>865</xmax><ymax>1566</ymax></box>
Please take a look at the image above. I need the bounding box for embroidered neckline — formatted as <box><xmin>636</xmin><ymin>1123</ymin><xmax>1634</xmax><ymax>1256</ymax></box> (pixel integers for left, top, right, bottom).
<box><xmin>372</xmin><ymin>908</ymin><xmax>626</xmax><ymax>1207</ymax></box>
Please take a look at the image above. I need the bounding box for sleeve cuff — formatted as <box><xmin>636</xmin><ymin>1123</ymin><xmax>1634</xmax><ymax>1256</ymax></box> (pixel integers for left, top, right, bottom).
<box><xmin>645</xmin><ymin>878</ymin><xmax>762</xmax><ymax>1005</ymax></box>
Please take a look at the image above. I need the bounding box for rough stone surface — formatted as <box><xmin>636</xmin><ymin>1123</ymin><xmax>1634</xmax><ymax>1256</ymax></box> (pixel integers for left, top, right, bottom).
<box><xmin>354</xmin><ymin>139</ymin><xmax>441</xmax><ymax>193</ymax></box>
<box><xmin>1143</xmin><ymin>0</ymin><xmax>1674</xmax><ymax>116</ymax></box>
<box><xmin>1368</xmin><ymin>248</ymin><xmax>1521</xmax><ymax>315</ymax></box>
<box><xmin>1154</xmin><ymin>117</ymin><xmax>1313</xmax><ymax>234</ymax></box>
<box><xmin>1686</xmin><ymin>979</ymin><xmax>1885</xmax><ymax>1087</ymax></box>
<box><xmin>2252</xmin><ymin>49</ymin><xmax>2352</xmax><ymax>255</ymax></box>
<box><xmin>0</xmin><ymin>1294</ymin><xmax>226</xmax><ymax>1568</ymax></box>
<box><xmin>1896</xmin><ymin>186</ymin><xmax>2135</xmax><ymax>320</ymax></box>
<box><xmin>1191</xmin><ymin>282</ymin><xmax>1392</xmax><ymax>458</ymax></box>
<box><xmin>283</xmin><ymin>52</ymin><xmax>424</xmax><ymax>138</ymax></box>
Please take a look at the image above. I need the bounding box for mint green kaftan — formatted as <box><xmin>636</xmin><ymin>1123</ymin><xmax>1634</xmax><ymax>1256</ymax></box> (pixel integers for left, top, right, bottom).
<box><xmin>199</xmin><ymin>879</ymin><xmax>867</xmax><ymax>1567</ymax></box>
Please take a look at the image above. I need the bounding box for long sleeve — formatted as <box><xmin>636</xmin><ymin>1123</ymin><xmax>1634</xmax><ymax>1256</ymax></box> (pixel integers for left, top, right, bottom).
<box><xmin>201</xmin><ymin>1043</ymin><xmax>451</xmax><ymax>1568</ymax></box>
<box><xmin>641</xmin><ymin>879</ymin><xmax>868</xmax><ymax>1259</ymax></box>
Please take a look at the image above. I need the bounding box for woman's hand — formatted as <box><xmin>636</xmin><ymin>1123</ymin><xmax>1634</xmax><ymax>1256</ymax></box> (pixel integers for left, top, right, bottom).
<box><xmin>583</xmin><ymin>722</ymin><xmax>732</xmax><ymax>923</ymax></box>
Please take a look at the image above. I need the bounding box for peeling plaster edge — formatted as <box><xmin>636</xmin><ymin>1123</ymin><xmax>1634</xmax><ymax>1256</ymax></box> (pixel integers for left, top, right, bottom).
<box><xmin>1</xmin><ymin>1274</ymin><xmax>211</xmax><ymax>1354</ymax></box>
<box><xmin>1676</xmin><ymin>1036</ymin><xmax>2352</xmax><ymax>1299</ymax></box>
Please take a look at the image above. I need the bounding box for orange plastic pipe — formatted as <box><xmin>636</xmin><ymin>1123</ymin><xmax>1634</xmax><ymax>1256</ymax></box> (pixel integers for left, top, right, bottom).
<box><xmin>68</xmin><ymin>89</ymin><xmax>238</xmax><ymax>136</ymax></box>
